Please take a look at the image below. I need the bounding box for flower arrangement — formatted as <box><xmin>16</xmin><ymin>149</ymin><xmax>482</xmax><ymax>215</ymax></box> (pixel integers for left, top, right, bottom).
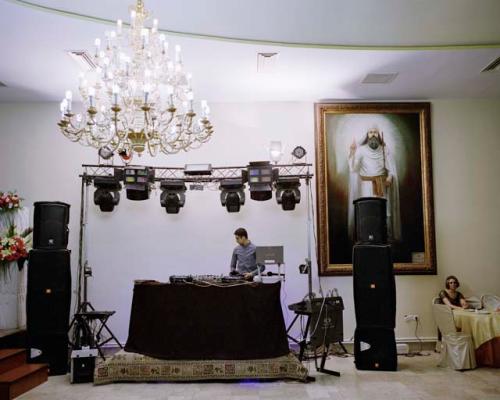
<box><xmin>0</xmin><ymin>224</ymin><xmax>32</xmax><ymax>267</ymax></box>
<box><xmin>0</xmin><ymin>191</ymin><xmax>22</xmax><ymax>213</ymax></box>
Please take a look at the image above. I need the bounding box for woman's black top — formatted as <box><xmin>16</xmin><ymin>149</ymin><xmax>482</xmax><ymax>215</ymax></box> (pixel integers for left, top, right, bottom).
<box><xmin>439</xmin><ymin>290</ymin><xmax>464</xmax><ymax>307</ymax></box>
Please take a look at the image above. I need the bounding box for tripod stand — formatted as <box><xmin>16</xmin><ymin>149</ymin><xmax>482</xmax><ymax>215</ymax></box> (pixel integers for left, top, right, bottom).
<box><xmin>68</xmin><ymin>175</ymin><xmax>122</xmax><ymax>359</ymax></box>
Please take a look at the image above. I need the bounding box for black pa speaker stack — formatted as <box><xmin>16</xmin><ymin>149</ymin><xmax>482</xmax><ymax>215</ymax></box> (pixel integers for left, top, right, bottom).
<box><xmin>27</xmin><ymin>201</ymin><xmax>71</xmax><ymax>375</ymax></box>
<box><xmin>352</xmin><ymin>197</ymin><xmax>397</xmax><ymax>371</ymax></box>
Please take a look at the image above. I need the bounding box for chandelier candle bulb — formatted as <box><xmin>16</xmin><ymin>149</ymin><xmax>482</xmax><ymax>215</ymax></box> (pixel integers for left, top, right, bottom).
<box><xmin>130</xmin><ymin>10</ymin><xmax>136</xmax><ymax>26</ymax></box>
<box><xmin>152</xmin><ymin>19</ymin><xmax>158</xmax><ymax>33</ymax></box>
<box><xmin>143</xmin><ymin>84</ymin><xmax>151</xmax><ymax>103</ymax></box>
<box><xmin>112</xmin><ymin>85</ymin><xmax>120</xmax><ymax>105</ymax></box>
<box><xmin>65</xmin><ymin>90</ymin><xmax>72</xmax><ymax>111</ymax></box>
<box><xmin>117</xmin><ymin>19</ymin><xmax>122</xmax><ymax>35</ymax></box>
<box><xmin>88</xmin><ymin>87</ymin><xmax>95</xmax><ymax>107</ymax></box>
<box><xmin>60</xmin><ymin>100</ymin><xmax>66</xmax><ymax>117</ymax></box>
<box><xmin>94</xmin><ymin>38</ymin><xmax>101</xmax><ymax>56</ymax></box>
<box><xmin>141</xmin><ymin>28</ymin><xmax>149</xmax><ymax>48</ymax></box>
<box><xmin>175</xmin><ymin>45</ymin><xmax>182</xmax><ymax>63</ymax></box>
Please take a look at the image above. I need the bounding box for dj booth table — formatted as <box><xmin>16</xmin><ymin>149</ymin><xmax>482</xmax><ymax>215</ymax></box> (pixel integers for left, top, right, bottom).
<box><xmin>124</xmin><ymin>280</ymin><xmax>290</xmax><ymax>360</ymax></box>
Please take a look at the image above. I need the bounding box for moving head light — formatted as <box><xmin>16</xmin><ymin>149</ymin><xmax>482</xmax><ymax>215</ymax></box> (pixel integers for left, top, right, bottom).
<box><xmin>220</xmin><ymin>179</ymin><xmax>245</xmax><ymax>213</ymax></box>
<box><xmin>93</xmin><ymin>176</ymin><xmax>122</xmax><ymax>212</ymax></box>
<box><xmin>275</xmin><ymin>177</ymin><xmax>301</xmax><ymax>211</ymax></box>
<box><xmin>160</xmin><ymin>180</ymin><xmax>186</xmax><ymax>214</ymax></box>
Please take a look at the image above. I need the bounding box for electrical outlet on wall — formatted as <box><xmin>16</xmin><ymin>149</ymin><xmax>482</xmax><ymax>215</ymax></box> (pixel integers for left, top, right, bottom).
<box><xmin>404</xmin><ymin>314</ymin><xmax>419</xmax><ymax>322</ymax></box>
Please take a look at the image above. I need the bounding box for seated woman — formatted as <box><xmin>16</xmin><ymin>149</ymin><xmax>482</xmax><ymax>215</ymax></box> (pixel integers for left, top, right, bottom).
<box><xmin>439</xmin><ymin>275</ymin><xmax>469</xmax><ymax>309</ymax></box>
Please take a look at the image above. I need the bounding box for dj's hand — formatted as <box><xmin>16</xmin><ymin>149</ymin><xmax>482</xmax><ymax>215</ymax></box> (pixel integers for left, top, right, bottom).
<box><xmin>244</xmin><ymin>273</ymin><xmax>254</xmax><ymax>281</ymax></box>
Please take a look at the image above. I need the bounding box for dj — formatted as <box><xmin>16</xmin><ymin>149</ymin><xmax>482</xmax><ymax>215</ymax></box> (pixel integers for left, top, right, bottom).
<box><xmin>230</xmin><ymin>227</ymin><xmax>263</xmax><ymax>280</ymax></box>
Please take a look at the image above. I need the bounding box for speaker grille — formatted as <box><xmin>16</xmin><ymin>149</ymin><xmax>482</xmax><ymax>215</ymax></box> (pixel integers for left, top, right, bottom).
<box><xmin>33</xmin><ymin>201</ymin><xmax>70</xmax><ymax>250</ymax></box>
<box><xmin>354</xmin><ymin>327</ymin><xmax>397</xmax><ymax>371</ymax></box>
<box><xmin>354</xmin><ymin>197</ymin><xmax>387</xmax><ymax>244</ymax></box>
<box><xmin>353</xmin><ymin>245</ymin><xmax>396</xmax><ymax>329</ymax></box>
<box><xmin>27</xmin><ymin>250</ymin><xmax>71</xmax><ymax>335</ymax></box>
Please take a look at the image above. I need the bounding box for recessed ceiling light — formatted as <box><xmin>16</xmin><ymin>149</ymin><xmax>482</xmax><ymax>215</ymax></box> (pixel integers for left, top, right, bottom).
<box><xmin>362</xmin><ymin>73</ymin><xmax>398</xmax><ymax>84</ymax></box>
<box><xmin>257</xmin><ymin>52</ymin><xmax>279</xmax><ymax>73</ymax></box>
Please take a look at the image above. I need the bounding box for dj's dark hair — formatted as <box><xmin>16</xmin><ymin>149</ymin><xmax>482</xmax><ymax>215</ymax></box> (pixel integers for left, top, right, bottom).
<box><xmin>234</xmin><ymin>227</ymin><xmax>248</xmax><ymax>238</ymax></box>
<box><xmin>445</xmin><ymin>275</ymin><xmax>460</xmax><ymax>289</ymax></box>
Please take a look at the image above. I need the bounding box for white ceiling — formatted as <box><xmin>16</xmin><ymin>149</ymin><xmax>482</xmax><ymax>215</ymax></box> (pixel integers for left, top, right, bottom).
<box><xmin>1</xmin><ymin>0</ymin><xmax>500</xmax><ymax>103</ymax></box>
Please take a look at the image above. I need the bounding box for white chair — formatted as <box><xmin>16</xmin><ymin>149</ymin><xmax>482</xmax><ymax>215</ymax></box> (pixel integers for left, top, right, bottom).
<box><xmin>481</xmin><ymin>294</ymin><xmax>500</xmax><ymax>311</ymax></box>
<box><xmin>432</xmin><ymin>303</ymin><xmax>476</xmax><ymax>370</ymax></box>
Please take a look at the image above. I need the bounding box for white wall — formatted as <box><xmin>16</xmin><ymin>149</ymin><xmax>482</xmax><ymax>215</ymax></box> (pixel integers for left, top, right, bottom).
<box><xmin>1</xmin><ymin>100</ymin><xmax>499</xmax><ymax>344</ymax></box>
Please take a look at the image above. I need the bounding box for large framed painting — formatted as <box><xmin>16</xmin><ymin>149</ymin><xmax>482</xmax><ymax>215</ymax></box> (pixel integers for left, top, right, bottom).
<box><xmin>315</xmin><ymin>102</ymin><xmax>436</xmax><ymax>275</ymax></box>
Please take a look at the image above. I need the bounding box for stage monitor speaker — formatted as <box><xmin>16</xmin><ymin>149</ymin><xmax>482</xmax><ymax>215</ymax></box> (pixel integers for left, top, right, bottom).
<box><xmin>354</xmin><ymin>327</ymin><xmax>397</xmax><ymax>371</ymax></box>
<box><xmin>33</xmin><ymin>201</ymin><xmax>70</xmax><ymax>249</ymax></box>
<box><xmin>308</xmin><ymin>297</ymin><xmax>344</xmax><ymax>348</ymax></box>
<box><xmin>353</xmin><ymin>244</ymin><xmax>396</xmax><ymax>329</ymax></box>
<box><xmin>27</xmin><ymin>333</ymin><xmax>69</xmax><ymax>376</ymax></box>
<box><xmin>354</xmin><ymin>197</ymin><xmax>387</xmax><ymax>244</ymax></box>
<box><xmin>27</xmin><ymin>249</ymin><xmax>71</xmax><ymax>335</ymax></box>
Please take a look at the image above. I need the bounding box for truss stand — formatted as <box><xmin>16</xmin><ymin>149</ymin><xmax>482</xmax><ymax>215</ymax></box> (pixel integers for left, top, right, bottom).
<box><xmin>69</xmin><ymin>174</ymin><xmax>122</xmax><ymax>358</ymax></box>
<box><xmin>286</xmin><ymin>170</ymin><xmax>340</xmax><ymax>378</ymax></box>
<box><xmin>73</xmin><ymin>162</ymin><xmax>314</xmax><ymax>358</ymax></box>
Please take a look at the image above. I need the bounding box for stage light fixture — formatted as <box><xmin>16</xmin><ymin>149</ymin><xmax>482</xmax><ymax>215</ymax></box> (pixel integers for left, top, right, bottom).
<box><xmin>247</xmin><ymin>161</ymin><xmax>277</xmax><ymax>201</ymax></box>
<box><xmin>160</xmin><ymin>180</ymin><xmax>186</xmax><ymax>214</ymax></box>
<box><xmin>93</xmin><ymin>176</ymin><xmax>122</xmax><ymax>212</ymax></box>
<box><xmin>292</xmin><ymin>146</ymin><xmax>307</xmax><ymax>160</ymax></box>
<box><xmin>184</xmin><ymin>164</ymin><xmax>213</xmax><ymax>176</ymax></box>
<box><xmin>220</xmin><ymin>179</ymin><xmax>245</xmax><ymax>213</ymax></box>
<box><xmin>275</xmin><ymin>177</ymin><xmax>301</xmax><ymax>211</ymax></box>
<box><xmin>124</xmin><ymin>167</ymin><xmax>154</xmax><ymax>201</ymax></box>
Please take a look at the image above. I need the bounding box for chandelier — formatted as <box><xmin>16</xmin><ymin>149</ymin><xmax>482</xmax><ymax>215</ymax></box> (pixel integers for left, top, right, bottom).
<box><xmin>58</xmin><ymin>0</ymin><xmax>213</xmax><ymax>160</ymax></box>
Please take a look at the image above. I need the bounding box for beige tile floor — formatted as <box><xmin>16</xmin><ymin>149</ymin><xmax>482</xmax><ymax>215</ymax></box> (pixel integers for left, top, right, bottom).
<box><xmin>19</xmin><ymin>353</ymin><xmax>500</xmax><ymax>400</ymax></box>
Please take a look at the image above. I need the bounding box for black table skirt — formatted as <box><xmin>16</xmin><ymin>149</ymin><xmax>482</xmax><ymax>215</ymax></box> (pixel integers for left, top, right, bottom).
<box><xmin>124</xmin><ymin>281</ymin><xmax>290</xmax><ymax>360</ymax></box>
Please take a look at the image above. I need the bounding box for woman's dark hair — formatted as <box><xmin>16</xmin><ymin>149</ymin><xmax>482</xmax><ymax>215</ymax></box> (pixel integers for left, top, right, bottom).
<box><xmin>445</xmin><ymin>275</ymin><xmax>460</xmax><ymax>289</ymax></box>
<box><xmin>234</xmin><ymin>227</ymin><xmax>248</xmax><ymax>238</ymax></box>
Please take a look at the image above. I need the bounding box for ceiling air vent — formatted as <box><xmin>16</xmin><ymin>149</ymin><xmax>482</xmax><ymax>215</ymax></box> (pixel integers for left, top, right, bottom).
<box><xmin>0</xmin><ymin>81</ymin><xmax>6</xmax><ymax>87</ymax></box>
<box><xmin>362</xmin><ymin>73</ymin><xmax>398</xmax><ymax>84</ymax></box>
<box><xmin>481</xmin><ymin>56</ymin><xmax>500</xmax><ymax>73</ymax></box>
<box><xmin>67</xmin><ymin>50</ymin><xmax>97</xmax><ymax>71</ymax></box>
<box><xmin>257</xmin><ymin>52</ymin><xmax>279</xmax><ymax>73</ymax></box>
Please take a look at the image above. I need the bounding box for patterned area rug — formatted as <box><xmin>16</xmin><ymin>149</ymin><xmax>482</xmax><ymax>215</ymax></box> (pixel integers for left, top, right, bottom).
<box><xmin>94</xmin><ymin>350</ymin><xmax>309</xmax><ymax>384</ymax></box>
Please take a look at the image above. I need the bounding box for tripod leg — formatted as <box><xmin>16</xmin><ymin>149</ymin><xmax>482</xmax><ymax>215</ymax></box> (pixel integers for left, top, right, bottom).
<box><xmin>316</xmin><ymin>343</ymin><xmax>340</xmax><ymax>377</ymax></box>
<box><xmin>100</xmin><ymin>320</ymin><xmax>123</xmax><ymax>349</ymax></box>
<box><xmin>338</xmin><ymin>341</ymin><xmax>349</xmax><ymax>354</ymax></box>
<box><xmin>298</xmin><ymin>315</ymin><xmax>312</xmax><ymax>361</ymax></box>
<box><xmin>287</xmin><ymin>314</ymin><xmax>302</xmax><ymax>345</ymax></box>
<box><xmin>320</xmin><ymin>344</ymin><xmax>328</xmax><ymax>371</ymax></box>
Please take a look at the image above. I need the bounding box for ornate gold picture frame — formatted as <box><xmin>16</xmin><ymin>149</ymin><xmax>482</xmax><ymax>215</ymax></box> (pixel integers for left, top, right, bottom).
<box><xmin>315</xmin><ymin>102</ymin><xmax>436</xmax><ymax>275</ymax></box>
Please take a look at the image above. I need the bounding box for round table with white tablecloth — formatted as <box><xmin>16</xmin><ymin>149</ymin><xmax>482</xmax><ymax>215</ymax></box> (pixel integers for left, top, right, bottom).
<box><xmin>453</xmin><ymin>309</ymin><xmax>500</xmax><ymax>367</ymax></box>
